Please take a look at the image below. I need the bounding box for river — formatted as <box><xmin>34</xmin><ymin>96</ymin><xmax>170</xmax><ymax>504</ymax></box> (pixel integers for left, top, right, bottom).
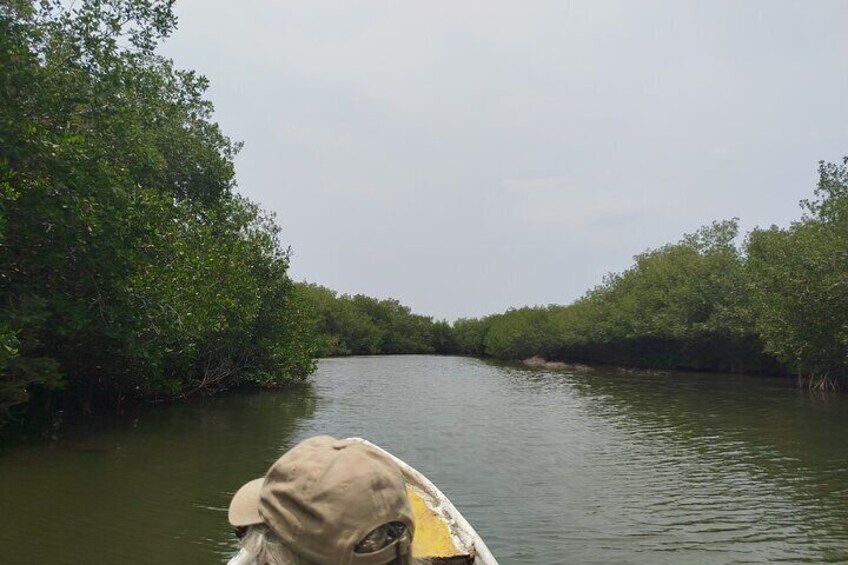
<box><xmin>1</xmin><ymin>355</ymin><xmax>847</xmax><ymax>563</ymax></box>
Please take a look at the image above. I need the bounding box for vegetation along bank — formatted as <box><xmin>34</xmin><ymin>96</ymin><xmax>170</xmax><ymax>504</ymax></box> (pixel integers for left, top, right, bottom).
<box><xmin>0</xmin><ymin>1</ymin><xmax>317</xmax><ymax>433</ymax></box>
<box><xmin>2</xmin><ymin>0</ymin><xmax>846</xmax><ymax>435</ymax></box>
<box><xmin>297</xmin><ymin>158</ymin><xmax>848</xmax><ymax>392</ymax></box>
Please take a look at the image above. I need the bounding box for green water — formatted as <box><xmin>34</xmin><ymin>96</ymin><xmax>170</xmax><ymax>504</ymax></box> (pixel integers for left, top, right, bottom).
<box><xmin>1</xmin><ymin>356</ymin><xmax>847</xmax><ymax>563</ymax></box>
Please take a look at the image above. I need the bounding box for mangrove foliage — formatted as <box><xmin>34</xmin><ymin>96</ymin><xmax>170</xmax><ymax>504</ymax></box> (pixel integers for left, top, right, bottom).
<box><xmin>0</xmin><ymin>0</ymin><xmax>317</xmax><ymax>430</ymax></box>
<box><xmin>296</xmin><ymin>283</ymin><xmax>457</xmax><ymax>357</ymax></box>
<box><xmin>2</xmin><ymin>0</ymin><xmax>846</xmax><ymax>435</ymax></box>
<box><xmin>296</xmin><ymin>158</ymin><xmax>848</xmax><ymax>391</ymax></box>
<box><xmin>453</xmin><ymin>158</ymin><xmax>848</xmax><ymax>389</ymax></box>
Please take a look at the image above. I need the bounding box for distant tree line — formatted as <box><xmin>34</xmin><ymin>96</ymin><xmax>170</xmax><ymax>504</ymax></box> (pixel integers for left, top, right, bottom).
<box><xmin>450</xmin><ymin>158</ymin><xmax>848</xmax><ymax>390</ymax></box>
<box><xmin>295</xmin><ymin>158</ymin><xmax>847</xmax><ymax>390</ymax></box>
<box><xmin>295</xmin><ymin>284</ymin><xmax>456</xmax><ymax>357</ymax></box>
<box><xmin>0</xmin><ymin>0</ymin><xmax>317</xmax><ymax>431</ymax></box>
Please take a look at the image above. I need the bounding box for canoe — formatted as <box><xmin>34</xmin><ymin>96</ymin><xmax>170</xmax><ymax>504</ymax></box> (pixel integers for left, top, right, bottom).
<box><xmin>227</xmin><ymin>438</ymin><xmax>498</xmax><ymax>565</ymax></box>
<box><xmin>352</xmin><ymin>438</ymin><xmax>498</xmax><ymax>565</ymax></box>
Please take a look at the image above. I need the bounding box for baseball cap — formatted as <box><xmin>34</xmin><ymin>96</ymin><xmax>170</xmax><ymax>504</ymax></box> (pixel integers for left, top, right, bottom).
<box><xmin>228</xmin><ymin>436</ymin><xmax>415</xmax><ymax>565</ymax></box>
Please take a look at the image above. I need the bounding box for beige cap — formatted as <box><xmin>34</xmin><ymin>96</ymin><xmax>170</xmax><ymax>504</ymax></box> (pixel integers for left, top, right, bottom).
<box><xmin>228</xmin><ymin>436</ymin><xmax>415</xmax><ymax>565</ymax></box>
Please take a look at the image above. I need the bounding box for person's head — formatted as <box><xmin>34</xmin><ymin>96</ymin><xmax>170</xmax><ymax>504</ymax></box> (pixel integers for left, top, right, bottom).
<box><xmin>228</xmin><ymin>436</ymin><xmax>416</xmax><ymax>565</ymax></box>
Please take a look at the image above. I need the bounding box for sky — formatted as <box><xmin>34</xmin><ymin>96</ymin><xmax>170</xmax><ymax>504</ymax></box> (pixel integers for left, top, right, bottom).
<box><xmin>160</xmin><ymin>0</ymin><xmax>848</xmax><ymax>321</ymax></box>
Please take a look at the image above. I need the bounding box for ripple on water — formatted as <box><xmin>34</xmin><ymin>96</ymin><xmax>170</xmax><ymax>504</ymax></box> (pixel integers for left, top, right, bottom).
<box><xmin>1</xmin><ymin>356</ymin><xmax>848</xmax><ymax>564</ymax></box>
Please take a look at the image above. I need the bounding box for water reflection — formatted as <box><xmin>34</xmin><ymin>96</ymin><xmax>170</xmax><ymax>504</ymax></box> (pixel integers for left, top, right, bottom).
<box><xmin>2</xmin><ymin>357</ymin><xmax>847</xmax><ymax>564</ymax></box>
<box><xmin>0</xmin><ymin>384</ymin><xmax>316</xmax><ymax>564</ymax></box>
<box><xmin>496</xmin><ymin>362</ymin><xmax>848</xmax><ymax>561</ymax></box>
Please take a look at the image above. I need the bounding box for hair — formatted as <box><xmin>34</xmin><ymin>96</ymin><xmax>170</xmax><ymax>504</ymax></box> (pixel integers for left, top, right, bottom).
<box><xmin>231</xmin><ymin>524</ymin><xmax>432</xmax><ymax>565</ymax></box>
<box><xmin>230</xmin><ymin>525</ymin><xmax>315</xmax><ymax>565</ymax></box>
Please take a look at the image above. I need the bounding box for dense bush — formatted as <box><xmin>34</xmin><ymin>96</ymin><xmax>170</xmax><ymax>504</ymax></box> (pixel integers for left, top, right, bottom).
<box><xmin>746</xmin><ymin>159</ymin><xmax>848</xmax><ymax>389</ymax></box>
<box><xmin>453</xmin><ymin>160</ymin><xmax>848</xmax><ymax>386</ymax></box>
<box><xmin>299</xmin><ymin>156</ymin><xmax>848</xmax><ymax>389</ymax></box>
<box><xmin>0</xmin><ymin>0</ymin><xmax>316</xmax><ymax>427</ymax></box>
<box><xmin>296</xmin><ymin>283</ymin><xmax>454</xmax><ymax>357</ymax></box>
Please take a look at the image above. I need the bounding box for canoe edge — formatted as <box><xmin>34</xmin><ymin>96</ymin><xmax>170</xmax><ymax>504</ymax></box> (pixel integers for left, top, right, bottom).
<box><xmin>349</xmin><ymin>438</ymin><xmax>499</xmax><ymax>565</ymax></box>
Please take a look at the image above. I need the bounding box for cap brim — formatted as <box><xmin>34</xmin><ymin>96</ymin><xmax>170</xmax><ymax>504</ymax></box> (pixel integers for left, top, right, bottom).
<box><xmin>228</xmin><ymin>478</ymin><xmax>264</xmax><ymax>527</ymax></box>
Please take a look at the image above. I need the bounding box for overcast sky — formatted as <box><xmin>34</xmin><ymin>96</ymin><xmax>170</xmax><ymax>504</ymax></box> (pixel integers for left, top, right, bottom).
<box><xmin>160</xmin><ymin>0</ymin><xmax>848</xmax><ymax>321</ymax></box>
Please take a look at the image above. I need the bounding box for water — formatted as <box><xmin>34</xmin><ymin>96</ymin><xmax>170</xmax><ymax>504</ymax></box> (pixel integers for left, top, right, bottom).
<box><xmin>1</xmin><ymin>355</ymin><xmax>847</xmax><ymax>563</ymax></box>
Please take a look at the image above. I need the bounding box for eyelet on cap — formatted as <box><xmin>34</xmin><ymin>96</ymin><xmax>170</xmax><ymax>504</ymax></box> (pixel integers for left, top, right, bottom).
<box><xmin>350</xmin><ymin>531</ymin><xmax>411</xmax><ymax>565</ymax></box>
<box><xmin>355</xmin><ymin>522</ymin><xmax>407</xmax><ymax>554</ymax></box>
<box><xmin>331</xmin><ymin>439</ymin><xmax>349</xmax><ymax>450</ymax></box>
